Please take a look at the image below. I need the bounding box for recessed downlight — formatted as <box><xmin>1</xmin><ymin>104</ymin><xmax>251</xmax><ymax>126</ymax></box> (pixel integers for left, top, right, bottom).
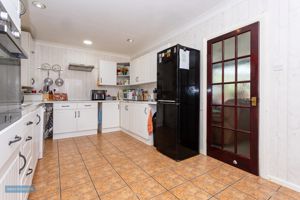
<box><xmin>127</xmin><ymin>38</ymin><xmax>134</xmax><ymax>43</ymax></box>
<box><xmin>83</xmin><ymin>40</ymin><xmax>93</xmax><ymax>45</ymax></box>
<box><xmin>32</xmin><ymin>1</ymin><xmax>46</xmax><ymax>9</ymax></box>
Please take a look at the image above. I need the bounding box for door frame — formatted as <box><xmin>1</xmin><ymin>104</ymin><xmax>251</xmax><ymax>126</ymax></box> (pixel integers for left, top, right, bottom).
<box><xmin>200</xmin><ymin>17</ymin><xmax>268</xmax><ymax>176</ymax></box>
<box><xmin>206</xmin><ymin>22</ymin><xmax>259</xmax><ymax>175</ymax></box>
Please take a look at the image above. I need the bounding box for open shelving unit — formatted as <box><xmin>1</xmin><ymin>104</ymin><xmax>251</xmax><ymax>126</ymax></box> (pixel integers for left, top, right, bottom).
<box><xmin>117</xmin><ymin>62</ymin><xmax>130</xmax><ymax>86</ymax></box>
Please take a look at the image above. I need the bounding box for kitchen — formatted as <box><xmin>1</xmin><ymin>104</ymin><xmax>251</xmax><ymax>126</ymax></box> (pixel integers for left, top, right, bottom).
<box><xmin>1</xmin><ymin>0</ymin><xmax>300</xmax><ymax>200</ymax></box>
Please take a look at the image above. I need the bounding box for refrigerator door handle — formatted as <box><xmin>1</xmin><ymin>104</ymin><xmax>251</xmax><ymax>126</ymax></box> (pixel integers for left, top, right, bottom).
<box><xmin>158</xmin><ymin>100</ymin><xmax>176</xmax><ymax>103</ymax></box>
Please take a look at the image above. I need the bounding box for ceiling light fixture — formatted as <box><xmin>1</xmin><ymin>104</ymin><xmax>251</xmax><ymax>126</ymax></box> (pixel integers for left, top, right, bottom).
<box><xmin>127</xmin><ymin>38</ymin><xmax>134</xmax><ymax>43</ymax></box>
<box><xmin>83</xmin><ymin>40</ymin><xmax>93</xmax><ymax>45</ymax></box>
<box><xmin>32</xmin><ymin>1</ymin><xmax>46</xmax><ymax>9</ymax></box>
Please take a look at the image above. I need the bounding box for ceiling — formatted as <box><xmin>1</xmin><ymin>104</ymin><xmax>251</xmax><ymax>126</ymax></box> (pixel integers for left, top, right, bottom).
<box><xmin>22</xmin><ymin>0</ymin><xmax>225</xmax><ymax>56</ymax></box>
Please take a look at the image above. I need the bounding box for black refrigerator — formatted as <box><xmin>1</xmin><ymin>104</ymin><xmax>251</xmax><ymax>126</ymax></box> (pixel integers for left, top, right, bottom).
<box><xmin>155</xmin><ymin>44</ymin><xmax>200</xmax><ymax>161</ymax></box>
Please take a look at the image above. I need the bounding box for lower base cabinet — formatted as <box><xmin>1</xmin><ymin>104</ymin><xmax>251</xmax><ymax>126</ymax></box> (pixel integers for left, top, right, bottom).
<box><xmin>102</xmin><ymin>102</ymin><xmax>120</xmax><ymax>131</ymax></box>
<box><xmin>53</xmin><ymin>103</ymin><xmax>98</xmax><ymax>139</ymax></box>
<box><xmin>0</xmin><ymin>107</ymin><xmax>43</xmax><ymax>200</ymax></box>
<box><xmin>120</xmin><ymin>102</ymin><xmax>151</xmax><ymax>141</ymax></box>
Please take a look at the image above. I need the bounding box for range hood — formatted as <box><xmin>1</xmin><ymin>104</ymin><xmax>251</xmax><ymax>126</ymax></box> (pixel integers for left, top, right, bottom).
<box><xmin>68</xmin><ymin>64</ymin><xmax>94</xmax><ymax>72</ymax></box>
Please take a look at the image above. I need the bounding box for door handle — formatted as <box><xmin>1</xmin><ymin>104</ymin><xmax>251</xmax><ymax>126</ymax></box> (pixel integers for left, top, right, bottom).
<box><xmin>26</xmin><ymin>168</ymin><xmax>33</xmax><ymax>176</ymax></box>
<box><xmin>19</xmin><ymin>152</ymin><xmax>27</xmax><ymax>174</ymax></box>
<box><xmin>26</xmin><ymin>121</ymin><xmax>33</xmax><ymax>126</ymax></box>
<box><xmin>26</xmin><ymin>136</ymin><xmax>32</xmax><ymax>142</ymax></box>
<box><xmin>8</xmin><ymin>135</ymin><xmax>22</xmax><ymax>146</ymax></box>
<box><xmin>251</xmin><ymin>97</ymin><xmax>257</xmax><ymax>107</ymax></box>
<box><xmin>36</xmin><ymin>114</ymin><xmax>41</xmax><ymax>125</ymax></box>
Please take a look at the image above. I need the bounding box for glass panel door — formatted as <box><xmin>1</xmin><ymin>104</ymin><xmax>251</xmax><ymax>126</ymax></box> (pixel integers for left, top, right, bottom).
<box><xmin>207</xmin><ymin>22</ymin><xmax>259</xmax><ymax>175</ymax></box>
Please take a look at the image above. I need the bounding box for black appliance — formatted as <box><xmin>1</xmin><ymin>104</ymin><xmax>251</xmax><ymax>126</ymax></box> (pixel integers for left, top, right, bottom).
<box><xmin>155</xmin><ymin>44</ymin><xmax>200</xmax><ymax>161</ymax></box>
<box><xmin>0</xmin><ymin>2</ymin><xmax>27</xmax><ymax>131</ymax></box>
<box><xmin>91</xmin><ymin>90</ymin><xmax>106</xmax><ymax>100</ymax></box>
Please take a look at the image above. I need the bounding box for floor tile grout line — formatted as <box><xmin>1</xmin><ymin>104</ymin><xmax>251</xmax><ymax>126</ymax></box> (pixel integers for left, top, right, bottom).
<box><xmin>87</xmin><ymin>135</ymin><xmax>142</xmax><ymax>200</ymax></box>
<box><xmin>56</xmin><ymin>140</ymin><xmax>62</xmax><ymax>200</ymax></box>
<box><xmin>73</xmin><ymin>138</ymin><xmax>102</xmax><ymax>200</ymax></box>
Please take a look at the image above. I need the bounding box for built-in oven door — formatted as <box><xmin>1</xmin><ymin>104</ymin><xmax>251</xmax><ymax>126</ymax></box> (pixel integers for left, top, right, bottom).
<box><xmin>0</xmin><ymin>59</ymin><xmax>22</xmax><ymax>131</ymax></box>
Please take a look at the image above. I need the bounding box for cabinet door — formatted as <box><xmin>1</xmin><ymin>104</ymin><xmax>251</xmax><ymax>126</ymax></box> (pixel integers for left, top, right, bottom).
<box><xmin>133</xmin><ymin>104</ymin><xmax>149</xmax><ymax>140</ymax></box>
<box><xmin>0</xmin><ymin>154</ymin><xmax>20</xmax><ymax>200</ymax></box>
<box><xmin>120</xmin><ymin>103</ymin><xmax>130</xmax><ymax>130</ymax></box>
<box><xmin>34</xmin><ymin>108</ymin><xmax>44</xmax><ymax>160</ymax></box>
<box><xmin>21</xmin><ymin>32</ymin><xmax>31</xmax><ymax>87</ymax></box>
<box><xmin>149</xmin><ymin>51</ymin><xmax>157</xmax><ymax>82</ymax></box>
<box><xmin>99</xmin><ymin>60</ymin><xmax>117</xmax><ymax>86</ymax></box>
<box><xmin>102</xmin><ymin>103</ymin><xmax>120</xmax><ymax>129</ymax></box>
<box><xmin>130</xmin><ymin>60</ymin><xmax>137</xmax><ymax>85</ymax></box>
<box><xmin>77</xmin><ymin>108</ymin><xmax>98</xmax><ymax>131</ymax></box>
<box><xmin>53</xmin><ymin>110</ymin><xmax>77</xmax><ymax>134</ymax></box>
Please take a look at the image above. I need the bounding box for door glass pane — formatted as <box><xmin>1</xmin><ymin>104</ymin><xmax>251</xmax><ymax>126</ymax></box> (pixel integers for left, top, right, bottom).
<box><xmin>212</xmin><ymin>63</ymin><xmax>222</xmax><ymax>83</ymax></box>
<box><xmin>224</xmin><ymin>60</ymin><xmax>235</xmax><ymax>82</ymax></box>
<box><xmin>237</xmin><ymin>108</ymin><xmax>250</xmax><ymax>132</ymax></box>
<box><xmin>212</xmin><ymin>127</ymin><xmax>222</xmax><ymax>148</ymax></box>
<box><xmin>224</xmin><ymin>84</ymin><xmax>235</xmax><ymax>105</ymax></box>
<box><xmin>238</xmin><ymin>32</ymin><xmax>250</xmax><ymax>57</ymax></box>
<box><xmin>223</xmin><ymin>129</ymin><xmax>235</xmax><ymax>153</ymax></box>
<box><xmin>224</xmin><ymin>107</ymin><xmax>235</xmax><ymax>129</ymax></box>
<box><xmin>212</xmin><ymin>106</ymin><xmax>222</xmax><ymax>126</ymax></box>
<box><xmin>238</xmin><ymin>57</ymin><xmax>250</xmax><ymax>81</ymax></box>
<box><xmin>212</xmin><ymin>85</ymin><xmax>222</xmax><ymax>105</ymax></box>
<box><xmin>224</xmin><ymin>37</ymin><xmax>235</xmax><ymax>60</ymax></box>
<box><xmin>212</xmin><ymin>41</ymin><xmax>222</xmax><ymax>63</ymax></box>
<box><xmin>237</xmin><ymin>83</ymin><xmax>251</xmax><ymax>106</ymax></box>
<box><xmin>237</xmin><ymin>132</ymin><xmax>250</xmax><ymax>158</ymax></box>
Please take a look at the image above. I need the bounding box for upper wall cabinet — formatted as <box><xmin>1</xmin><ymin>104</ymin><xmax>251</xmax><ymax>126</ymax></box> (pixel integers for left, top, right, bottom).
<box><xmin>130</xmin><ymin>50</ymin><xmax>157</xmax><ymax>85</ymax></box>
<box><xmin>1</xmin><ymin>0</ymin><xmax>21</xmax><ymax>31</ymax></box>
<box><xmin>21</xmin><ymin>32</ymin><xmax>35</xmax><ymax>87</ymax></box>
<box><xmin>99</xmin><ymin>60</ymin><xmax>117</xmax><ymax>86</ymax></box>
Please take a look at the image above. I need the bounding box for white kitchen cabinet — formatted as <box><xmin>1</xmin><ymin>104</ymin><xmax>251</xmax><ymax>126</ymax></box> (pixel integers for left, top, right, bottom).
<box><xmin>120</xmin><ymin>102</ymin><xmax>152</xmax><ymax>141</ymax></box>
<box><xmin>0</xmin><ymin>154</ymin><xmax>20</xmax><ymax>200</ymax></box>
<box><xmin>102</xmin><ymin>102</ymin><xmax>120</xmax><ymax>131</ymax></box>
<box><xmin>53</xmin><ymin>103</ymin><xmax>98</xmax><ymax>139</ymax></box>
<box><xmin>21</xmin><ymin>32</ymin><xmax>34</xmax><ymax>87</ymax></box>
<box><xmin>130</xmin><ymin>50</ymin><xmax>157</xmax><ymax>85</ymax></box>
<box><xmin>99</xmin><ymin>60</ymin><xmax>117</xmax><ymax>86</ymax></box>
<box><xmin>77</xmin><ymin>107</ymin><xmax>98</xmax><ymax>131</ymax></box>
<box><xmin>53</xmin><ymin>109</ymin><xmax>77</xmax><ymax>134</ymax></box>
<box><xmin>120</xmin><ymin>103</ymin><xmax>130</xmax><ymax>131</ymax></box>
<box><xmin>34</xmin><ymin>107</ymin><xmax>44</xmax><ymax>159</ymax></box>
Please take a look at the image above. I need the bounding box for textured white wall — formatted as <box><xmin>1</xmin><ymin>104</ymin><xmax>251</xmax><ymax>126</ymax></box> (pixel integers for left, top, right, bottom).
<box><xmin>136</xmin><ymin>0</ymin><xmax>300</xmax><ymax>192</ymax></box>
<box><xmin>33</xmin><ymin>41</ymin><xmax>129</xmax><ymax>99</ymax></box>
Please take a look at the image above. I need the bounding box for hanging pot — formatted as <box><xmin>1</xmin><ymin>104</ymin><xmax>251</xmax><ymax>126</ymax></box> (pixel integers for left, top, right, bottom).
<box><xmin>44</xmin><ymin>70</ymin><xmax>53</xmax><ymax>86</ymax></box>
<box><xmin>55</xmin><ymin>71</ymin><xmax>64</xmax><ymax>87</ymax></box>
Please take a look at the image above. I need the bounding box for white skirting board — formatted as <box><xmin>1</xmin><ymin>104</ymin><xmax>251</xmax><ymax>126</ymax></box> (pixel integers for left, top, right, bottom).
<box><xmin>121</xmin><ymin>129</ymin><xmax>154</xmax><ymax>146</ymax></box>
<box><xmin>267</xmin><ymin>175</ymin><xmax>300</xmax><ymax>192</ymax></box>
<box><xmin>53</xmin><ymin>130</ymin><xmax>97</xmax><ymax>140</ymax></box>
<box><xmin>101</xmin><ymin>127</ymin><xmax>121</xmax><ymax>133</ymax></box>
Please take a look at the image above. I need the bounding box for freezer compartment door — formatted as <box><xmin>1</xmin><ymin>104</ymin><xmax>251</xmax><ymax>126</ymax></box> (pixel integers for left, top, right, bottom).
<box><xmin>155</xmin><ymin>102</ymin><xmax>179</xmax><ymax>159</ymax></box>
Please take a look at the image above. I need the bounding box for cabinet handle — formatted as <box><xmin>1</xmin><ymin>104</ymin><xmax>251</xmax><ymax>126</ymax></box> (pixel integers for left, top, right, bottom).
<box><xmin>8</xmin><ymin>135</ymin><xmax>22</xmax><ymax>146</ymax></box>
<box><xmin>26</xmin><ymin>121</ymin><xmax>33</xmax><ymax>126</ymax></box>
<box><xmin>26</xmin><ymin>136</ymin><xmax>32</xmax><ymax>142</ymax></box>
<box><xmin>125</xmin><ymin>105</ymin><xmax>128</xmax><ymax>111</ymax></box>
<box><xmin>84</xmin><ymin>105</ymin><xmax>92</xmax><ymax>107</ymax></box>
<box><xmin>26</xmin><ymin>168</ymin><xmax>33</xmax><ymax>176</ymax></box>
<box><xmin>36</xmin><ymin>114</ymin><xmax>41</xmax><ymax>125</ymax></box>
<box><xmin>144</xmin><ymin>108</ymin><xmax>147</xmax><ymax>115</ymax></box>
<box><xmin>75</xmin><ymin>111</ymin><xmax>77</xmax><ymax>118</ymax></box>
<box><xmin>62</xmin><ymin>105</ymin><xmax>70</xmax><ymax>108</ymax></box>
<box><xmin>78</xmin><ymin>111</ymin><xmax>80</xmax><ymax>118</ymax></box>
<box><xmin>100</xmin><ymin>78</ymin><xmax>102</xmax><ymax>83</ymax></box>
<box><xmin>19</xmin><ymin>152</ymin><xmax>27</xmax><ymax>174</ymax></box>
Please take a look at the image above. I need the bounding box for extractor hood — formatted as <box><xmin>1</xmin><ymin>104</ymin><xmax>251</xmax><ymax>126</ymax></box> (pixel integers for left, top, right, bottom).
<box><xmin>68</xmin><ymin>64</ymin><xmax>94</xmax><ymax>72</ymax></box>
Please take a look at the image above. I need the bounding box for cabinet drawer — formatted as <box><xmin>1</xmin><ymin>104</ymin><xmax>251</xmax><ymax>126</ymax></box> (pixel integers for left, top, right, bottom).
<box><xmin>77</xmin><ymin>103</ymin><xmax>97</xmax><ymax>109</ymax></box>
<box><xmin>0</xmin><ymin>119</ymin><xmax>24</xmax><ymax>170</ymax></box>
<box><xmin>54</xmin><ymin>103</ymin><xmax>77</xmax><ymax>110</ymax></box>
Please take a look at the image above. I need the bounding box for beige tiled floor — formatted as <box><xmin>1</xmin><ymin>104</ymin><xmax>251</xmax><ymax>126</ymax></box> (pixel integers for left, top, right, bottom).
<box><xmin>29</xmin><ymin>131</ymin><xmax>300</xmax><ymax>200</ymax></box>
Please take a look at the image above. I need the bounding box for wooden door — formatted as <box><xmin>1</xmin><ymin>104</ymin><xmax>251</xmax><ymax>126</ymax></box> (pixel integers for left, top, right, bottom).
<box><xmin>207</xmin><ymin>22</ymin><xmax>259</xmax><ymax>175</ymax></box>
